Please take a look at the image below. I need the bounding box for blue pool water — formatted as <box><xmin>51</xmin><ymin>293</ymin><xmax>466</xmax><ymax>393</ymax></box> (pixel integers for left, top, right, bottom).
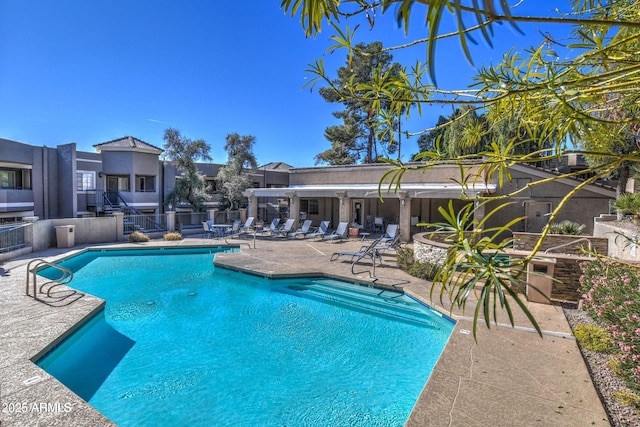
<box><xmin>37</xmin><ymin>247</ymin><xmax>454</xmax><ymax>426</ymax></box>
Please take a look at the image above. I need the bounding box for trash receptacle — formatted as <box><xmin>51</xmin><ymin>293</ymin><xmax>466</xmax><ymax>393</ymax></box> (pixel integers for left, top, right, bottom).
<box><xmin>55</xmin><ymin>225</ymin><xmax>75</xmax><ymax>248</ymax></box>
<box><xmin>526</xmin><ymin>257</ymin><xmax>556</xmax><ymax>304</ymax></box>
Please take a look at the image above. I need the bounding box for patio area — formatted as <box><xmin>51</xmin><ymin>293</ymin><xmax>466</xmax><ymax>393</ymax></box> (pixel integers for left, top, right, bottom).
<box><xmin>0</xmin><ymin>236</ymin><xmax>609</xmax><ymax>426</ymax></box>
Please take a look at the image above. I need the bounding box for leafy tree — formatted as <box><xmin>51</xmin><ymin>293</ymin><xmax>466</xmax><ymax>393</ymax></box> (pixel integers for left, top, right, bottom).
<box><xmin>163</xmin><ymin>128</ymin><xmax>212</xmax><ymax>212</ymax></box>
<box><xmin>282</xmin><ymin>0</ymin><xmax>640</xmax><ymax>337</ymax></box>
<box><xmin>216</xmin><ymin>133</ymin><xmax>258</xmax><ymax>209</ymax></box>
<box><xmin>417</xmin><ymin>115</ymin><xmax>448</xmax><ymax>154</ymax></box>
<box><xmin>314</xmin><ymin>41</ymin><xmax>403</xmax><ymax>164</ymax></box>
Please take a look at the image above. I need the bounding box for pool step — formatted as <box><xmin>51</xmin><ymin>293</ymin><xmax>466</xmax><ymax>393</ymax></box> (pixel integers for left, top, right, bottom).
<box><xmin>274</xmin><ymin>280</ymin><xmax>442</xmax><ymax>327</ymax></box>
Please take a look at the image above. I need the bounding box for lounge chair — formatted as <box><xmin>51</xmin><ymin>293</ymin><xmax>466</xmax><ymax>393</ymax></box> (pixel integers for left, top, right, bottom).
<box><xmin>256</xmin><ymin>218</ymin><xmax>280</xmax><ymax>236</ymax></box>
<box><xmin>363</xmin><ymin>234</ymin><xmax>401</xmax><ymax>254</ymax></box>
<box><xmin>239</xmin><ymin>217</ymin><xmax>255</xmax><ymax>233</ymax></box>
<box><xmin>307</xmin><ymin>221</ymin><xmax>330</xmax><ymax>240</ymax></box>
<box><xmin>288</xmin><ymin>219</ymin><xmax>313</xmax><ymax>239</ymax></box>
<box><xmin>323</xmin><ymin>221</ymin><xmax>348</xmax><ymax>242</ymax></box>
<box><xmin>380</xmin><ymin>224</ymin><xmax>399</xmax><ymax>243</ymax></box>
<box><xmin>330</xmin><ymin>237</ymin><xmax>384</xmax><ymax>263</ymax></box>
<box><xmin>272</xmin><ymin>218</ymin><xmax>295</xmax><ymax>238</ymax></box>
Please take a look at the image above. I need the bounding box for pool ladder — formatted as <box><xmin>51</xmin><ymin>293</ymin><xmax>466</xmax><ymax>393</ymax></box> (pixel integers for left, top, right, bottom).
<box><xmin>25</xmin><ymin>259</ymin><xmax>74</xmax><ymax>299</ymax></box>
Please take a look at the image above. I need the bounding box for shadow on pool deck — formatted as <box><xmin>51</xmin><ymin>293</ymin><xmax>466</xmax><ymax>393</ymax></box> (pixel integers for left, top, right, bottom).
<box><xmin>0</xmin><ymin>236</ymin><xmax>610</xmax><ymax>426</ymax></box>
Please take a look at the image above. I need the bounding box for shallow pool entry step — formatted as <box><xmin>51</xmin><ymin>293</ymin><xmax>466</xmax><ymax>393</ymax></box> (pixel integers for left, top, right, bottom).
<box><xmin>273</xmin><ymin>279</ymin><xmax>444</xmax><ymax>328</ymax></box>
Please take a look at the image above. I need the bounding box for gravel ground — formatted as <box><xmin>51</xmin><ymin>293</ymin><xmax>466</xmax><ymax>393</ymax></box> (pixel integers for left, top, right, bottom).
<box><xmin>563</xmin><ymin>306</ymin><xmax>640</xmax><ymax>427</ymax></box>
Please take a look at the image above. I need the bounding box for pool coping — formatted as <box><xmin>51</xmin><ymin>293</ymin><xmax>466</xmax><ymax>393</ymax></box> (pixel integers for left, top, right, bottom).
<box><xmin>0</xmin><ymin>238</ymin><xmax>611</xmax><ymax>426</ymax></box>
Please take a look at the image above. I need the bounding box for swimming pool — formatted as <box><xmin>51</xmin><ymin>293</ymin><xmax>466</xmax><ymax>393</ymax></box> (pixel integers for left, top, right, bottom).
<box><xmin>37</xmin><ymin>247</ymin><xmax>454</xmax><ymax>426</ymax></box>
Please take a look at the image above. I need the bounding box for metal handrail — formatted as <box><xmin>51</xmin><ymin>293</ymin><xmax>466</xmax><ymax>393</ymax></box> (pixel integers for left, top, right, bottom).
<box><xmin>351</xmin><ymin>238</ymin><xmax>384</xmax><ymax>282</ymax></box>
<box><xmin>544</xmin><ymin>237</ymin><xmax>592</xmax><ymax>254</ymax></box>
<box><xmin>25</xmin><ymin>259</ymin><xmax>74</xmax><ymax>298</ymax></box>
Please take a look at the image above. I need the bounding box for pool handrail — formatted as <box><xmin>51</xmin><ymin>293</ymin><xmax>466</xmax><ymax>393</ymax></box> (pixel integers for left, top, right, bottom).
<box><xmin>25</xmin><ymin>259</ymin><xmax>74</xmax><ymax>298</ymax></box>
<box><xmin>543</xmin><ymin>237</ymin><xmax>592</xmax><ymax>255</ymax></box>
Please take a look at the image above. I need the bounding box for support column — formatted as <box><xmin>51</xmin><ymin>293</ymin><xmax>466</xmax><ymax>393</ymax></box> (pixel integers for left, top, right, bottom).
<box><xmin>243</xmin><ymin>191</ymin><xmax>258</xmax><ymax>221</ymax></box>
<box><xmin>208</xmin><ymin>209</ymin><xmax>217</xmax><ymax>223</ymax></box>
<box><xmin>336</xmin><ymin>191</ymin><xmax>351</xmax><ymax>225</ymax></box>
<box><xmin>166</xmin><ymin>211</ymin><xmax>176</xmax><ymax>232</ymax></box>
<box><xmin>398</xmin><ymin>191</ymin><xmax>411</xmax><ymax>242</ymax></box>
<box><xmin>285</xmin><ymin>191</ymin><xmax>299</xmax><ymax>228</ymax></box>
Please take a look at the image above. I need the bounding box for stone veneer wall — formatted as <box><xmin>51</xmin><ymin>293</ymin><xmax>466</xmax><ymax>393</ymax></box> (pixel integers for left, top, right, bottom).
<box><xmin>512</xmin><ymin>232</ymin><xmax>608</xmax><ymax>255</ymax></box>
<box><xmin>414</xmin><ymin>232</ymin><xmax>593</xmax><ymax>302</ymax></box>
<box><xmin>508</xmin><ymin>250</ymin><xmax>591</xmax><ymax>301</ymax></box>
<box><xmin>413</xmin><ymin>233</ymin><xmax>450</xmax><ymax>266</ymax></box>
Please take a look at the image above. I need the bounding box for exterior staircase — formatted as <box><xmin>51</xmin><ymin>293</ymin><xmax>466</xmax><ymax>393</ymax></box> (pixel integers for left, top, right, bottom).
<box><xmin>101</xmin><ymin>191</ymin><xmax>166</xmax><ymax>234</ymax></box>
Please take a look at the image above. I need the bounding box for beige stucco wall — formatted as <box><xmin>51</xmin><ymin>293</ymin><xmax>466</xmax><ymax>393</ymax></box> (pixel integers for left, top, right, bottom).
<box><xmin>593</xmin><ymin>215</ymin><xmax>640</xmax><ymax>261</ymax></box>
<box><xmin>32</xmin><ymin>216</ymin><xmax>124</xmax><ymax>252</ymax></box>
<box><xmin>289</xmin><ymin>162</ymin><xmax>485</xmax><ymax>186</ymax></box>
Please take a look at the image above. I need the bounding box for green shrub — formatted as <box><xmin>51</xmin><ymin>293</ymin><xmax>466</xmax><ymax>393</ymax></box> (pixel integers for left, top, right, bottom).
<box><xmin>129</xmin><ymin>231</ymin><xmax>150</xmax><ymax>243</ymax></box>
<box><xmin>614</xmin><ymin>390</ymin><xmax>640</xmax><ymax>409</ymax></box>
<box><xmin>573</xmin><ymin>324</ymin><xmax>614</xmax><ymax>353</ymax></box>
<box><xmin>163</xmin><ymin>232</ymin><xmax>183</xmax><ymax>241</ymax></box>
<box><xmin>548</xmin><ymin>220</ymin><xmax>585</xmax><ymax>235</ymax></box>
<box><xmin>613</xmin><ymin>192</ymin><xmax>640</xmax><ymax>216</ymax></box>
<box><xmin>396</xmin><ymin>247</ymin><xmax>439</xmax><ymax>280</ymax></box>
<box><xmin>396</xmin><ymin>247</ymin><xmax>415</xmax><ymax>271</ymax></box>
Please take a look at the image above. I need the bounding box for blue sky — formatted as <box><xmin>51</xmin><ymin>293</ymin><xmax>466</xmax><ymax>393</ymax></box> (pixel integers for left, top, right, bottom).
<box><xmin>0</xmin><ymin>1</ymin><xmax>567</xmax><ymax>167</ymax></box>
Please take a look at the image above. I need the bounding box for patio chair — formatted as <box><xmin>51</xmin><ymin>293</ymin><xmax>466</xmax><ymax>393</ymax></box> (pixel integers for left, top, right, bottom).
<box><xmin>202</xmin><ymin>221</ymin><xmax>214</xmax><ymax>238</ymax></box>
<box><xmin>272</xmin><ymin>218</ymin><xmax>295</xmax><ymax>238</ymax></box>
<box><xmin>223</xmin><ymin>219</ymin><xmax>242</xmax><ymax>237</ymax></box>
<box><xmin>373</xmin><ymin>217</ymin><xmax>384</xmax><ymax>233</ymax></box>
<box><xmin>307</xmin><ymin>221</ymin><xmax>330</xmax><ymax>240</ymax></box>
<box><xmin>288</xmin><ymin>219</ymin><xmax>313</xmax><ymax>239</ymax></box>
<box><xmin>323</xmin><ymin>221</ymin><xmax>349</xmax><ymax>242</ymax></box>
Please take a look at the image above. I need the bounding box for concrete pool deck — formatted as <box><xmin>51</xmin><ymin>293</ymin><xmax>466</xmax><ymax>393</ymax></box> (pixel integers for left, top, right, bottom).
<box><xmin>0</xmin><ymin>237</ymin><xmax>610</xmax><ymax>426</ymax></box>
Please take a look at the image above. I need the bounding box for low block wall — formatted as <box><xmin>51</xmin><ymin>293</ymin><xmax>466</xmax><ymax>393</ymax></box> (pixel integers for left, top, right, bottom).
<box><xmin>592</xmin><ymin>216</ymin><xmax>640</xmax><ymax>261</ymax></box>
<box><xmin>512</xmin><ymin>232</ymin><xmax>608</xmax><ymax>255</ymax></box>
<box><xmin>32</xmin><ymin>216</ymin><xmax>124</xmax><ymax>252</ymax></box>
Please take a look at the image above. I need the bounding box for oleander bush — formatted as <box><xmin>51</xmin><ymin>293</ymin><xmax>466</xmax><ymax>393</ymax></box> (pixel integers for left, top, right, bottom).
<box><xmin>580</xmin><ymin>258</ymin><xmax>640</xmax><ymax>392</ymax></box>
<box><xmin>163</xmin><ymin>232</ymin><xmax>183</xmax><ymax>241</ymax></box>
<box><xmin>129</xmin><ymin>231</ymin><xmax>150</xmax><ymax>243</ymax></box>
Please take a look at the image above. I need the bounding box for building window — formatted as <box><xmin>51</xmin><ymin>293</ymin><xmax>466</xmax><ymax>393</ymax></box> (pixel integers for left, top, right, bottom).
<box><xmin>136</xmin><ymin>175</ymin><xmax>156</xmax><ymax>192</ymax></box>
<box><xmin>107</xmin><ymin>176</ymin><xmax>130</xmax><ymax>192</ymax></box>
<box><xmin>0</xmin><ymin>168</ymin><xmax>31</xmax><ymax>190</ymax></box>
<box><xmin>76</xmin><ymin>171</ymin><xmax>96</xmax><ymax>192</ymax></box>
<box><xmin>300</xmin><ymin>199</ymin><xmax>319</xmax><ymax>215</ymax></box>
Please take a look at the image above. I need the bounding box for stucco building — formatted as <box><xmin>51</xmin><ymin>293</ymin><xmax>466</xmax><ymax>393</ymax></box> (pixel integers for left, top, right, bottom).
<box><xmin>1</xmin><ymin>136</ymin><xmax>617</xmax><ymax>241</ymax></box>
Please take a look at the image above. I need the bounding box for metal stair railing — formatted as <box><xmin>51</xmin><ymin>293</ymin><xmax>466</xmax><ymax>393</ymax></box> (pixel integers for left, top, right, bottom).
<box><xmin>103</xmin><ymin>191</ymin><xmax>166</xmax><ymax>233</ymax></box>
<box><xmin>0</xmin><ymin>222</ymin><xmax>31</xmax><ymax>254</ymax></box>
<box><xmin>25</xmin><ymin>259</ymin><xmax>74</xmax><ymax>298</ymax></box>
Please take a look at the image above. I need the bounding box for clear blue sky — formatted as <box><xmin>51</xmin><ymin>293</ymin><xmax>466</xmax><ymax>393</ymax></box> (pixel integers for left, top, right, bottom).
<box><xmin>0</xmin><ymin>1</ymin><xmax>567</xmax><ymax>167</ymax></box>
